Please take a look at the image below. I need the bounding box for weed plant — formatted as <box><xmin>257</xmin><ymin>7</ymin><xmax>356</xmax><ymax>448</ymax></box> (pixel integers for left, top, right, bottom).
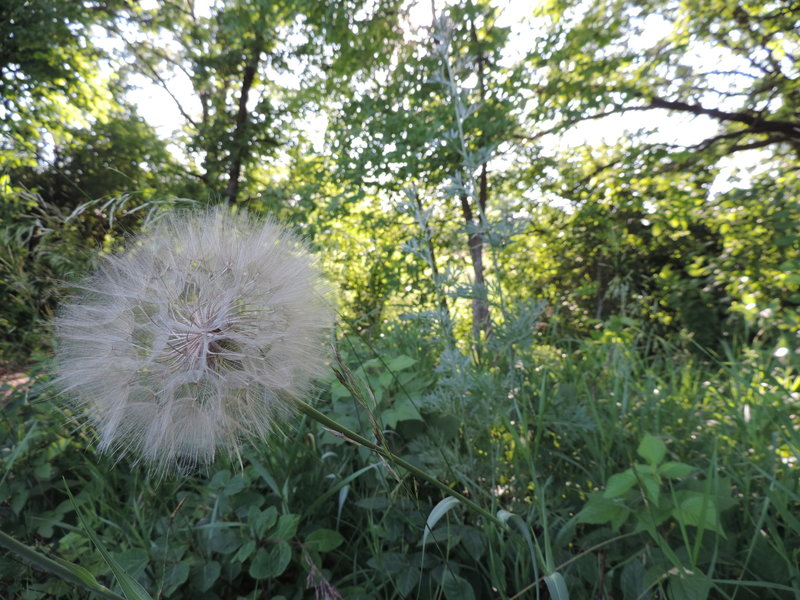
<box><xmin>2</xmin><ymin>312</ymin><xmax>797</xmax><ymax>599</ymax></box>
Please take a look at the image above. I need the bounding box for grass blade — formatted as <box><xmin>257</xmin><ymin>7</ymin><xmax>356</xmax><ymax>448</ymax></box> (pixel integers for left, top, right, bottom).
<box><xmin>0</xmin><ymin>529</ymin><xmax>125</xmax><ymax>600</ymax></box>
<box><xmin>64</xmin><ymin>481</ymin><xmax>154</xmax><ymax>600</ymax></box>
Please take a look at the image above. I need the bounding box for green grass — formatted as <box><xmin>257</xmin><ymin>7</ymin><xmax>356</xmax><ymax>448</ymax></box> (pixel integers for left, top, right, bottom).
<box><xmin>1</xmin><ymin>319</ymin><xmax>798</xmax><ymax>599</ymax></box>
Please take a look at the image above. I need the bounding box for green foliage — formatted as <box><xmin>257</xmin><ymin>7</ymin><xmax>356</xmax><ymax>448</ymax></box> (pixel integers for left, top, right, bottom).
<box><xmin>3</xmin><ymin>317</ymin><xmax>798</xmax><ymax>598</ymax></box>
<box><xmin>0</xmin><ymin>0</ymin><xmax>122</xmax><ymax>162</ymax></box>
<box><xmin>2</xmin><ymin>0</ymin><xmax>799</xmax><ymax>598</ymax></box>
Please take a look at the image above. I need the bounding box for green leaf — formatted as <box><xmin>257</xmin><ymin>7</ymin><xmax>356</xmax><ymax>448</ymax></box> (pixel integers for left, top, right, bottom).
<box><xmin>659</xmin><ymin>461</ymin><xmax>695</xmax><ymax>479</ymax></box>
<box><xmin>207</xmin><ymin>530</ymin><xmax>242</xmax><ymax>554</ymax></box>
<box><xmin>668</xmin><ymin>571</ymin><xmax>712</xmax><ymax>600</ymax></box>
<box><xmin>543</xmin><ymin>572</ymin><xmax>569</xmax><ymax>600</ymax></box>
<box><xmin>254</xmin><ymin>506</ymin><xmax>278</xmax><ymax>538</ymax></box>
<box><xmin>441</xmin><ymin>571</ymin><xmax>475</xmax><ymax>600</ymax></box>
<box><xmin>637</xmin><ymin>434</ymin><xmax>666</xmax><ymax>466</ymax></box>
<box><xmin>113</xmin><ymin>549</ymin><xmax>149</xmax><ymax>579</ymax></box>
<box><xmin>576</xmin><ymin>493</ymin><xmax>629</xmax><ymax>528</ymax></box>
<box><xmin>33</xmin><ymin>462</ymin><xmax>53</xmax><ymax>481</ymax></box>
<box><xmin>381</xmin><ymin>397</ymin><xmax>422</xmax><ymax>428</ymax></box>
<box><xmin>603</xmin><ymin>469</ymin><xmax>637</xmax><ymax>498</ymax></box>
<box><xmin>249</xmin><ymin>548</ymin><xmax>271</xmax><ymax>580</ymax></box>
<box><xmin>234</xmin><ymin>539</ymin><xmax>256</xmax><ymax>563</ymax></box>
<box><xmin>224</xmin><ymin>473</ymin><xmax>247</xmax><ymax>495</ymax></box>
<box><xmin>249</xmin><ymin>542</ymin><xmax>292</xmax><ymax>580</ymax></box>
<box><xmin>497</xmin><ymin>510</ymin><xmax>540</xmax><ymax>577</ymax></box>
<box><xmin>387</xmin><ymin>354</ymin><xmax>417</xmax><ymax>371</ymax></box>
<box><xmin>0</xmin><ymin>530</ymin><xmax>125</xmax><ymax>600</ymax></box>
<box><xmin>191</xmin><ymin>561</ymin><xmax>220</xmax><ymax>592</ymax></box>
<box><xmin>620</xmin><ymin>560</ymin><xmax>645</xmax><ymax>600</ymax></box>
<box><xmin>161</xmin><ymin>562</ymin><xmax>189</xmax><ymax>596</ymax></box>
<box><xmin>305</xmin><ymin>528</ymin><xmax>344</xmax><ymax>552</ymax></box>
<box><xmin>422</xmin><ymin>496</ymin><xmax>461</xmax><ymax>547</ymax></box>
<box><xmin>671</xmin><ymin>492</ymin><xmax>725</xmax><ymax>536</ymax></box>
<box><xmin>273</xmin><ymin>513</ymin><xmax>300</xmax><ymax>540</ymax></box>
<box><xmin>633</xmin><ymin>465</ymin><xmax>661</xmax><ymax>507</ymax></box>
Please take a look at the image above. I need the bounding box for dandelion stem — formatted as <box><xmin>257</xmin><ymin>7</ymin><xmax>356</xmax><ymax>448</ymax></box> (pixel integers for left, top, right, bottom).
<box><xmin>294</xmin><ymin>399</ymin><xmax>504</xmax><ymax>528</ymax></box>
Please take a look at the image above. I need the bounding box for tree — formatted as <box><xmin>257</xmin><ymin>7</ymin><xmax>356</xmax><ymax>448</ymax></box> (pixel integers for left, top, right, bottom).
<box><xmin>113</xmin><ymin>0</ymin><xmax>402</xmax><ymax>204</ymax></box>
<box><xmin>523</xmin><ymin>0</ymin><xmax>799</xmax><ymax>159</ymax></box>
<box><xmin>329</xmin><ymin>0</ymin><xmax>519</xmax><ymax>345</ymax></box>
<box><xmin>508</xmin><ymin>0</ymin><xmax>800</xmax><ymax>344</ymax></box>
<box><xmin>0</xmin><ymin>0</ymin><xmax>124</xmax><ymax>170</ymax></box>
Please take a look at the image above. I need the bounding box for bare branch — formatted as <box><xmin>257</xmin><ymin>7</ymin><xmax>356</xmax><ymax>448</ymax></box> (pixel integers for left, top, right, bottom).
<box><xmin>646</xmin><ymin>96</ymin><xmax>800</xmax><ymax>140</ymax></box>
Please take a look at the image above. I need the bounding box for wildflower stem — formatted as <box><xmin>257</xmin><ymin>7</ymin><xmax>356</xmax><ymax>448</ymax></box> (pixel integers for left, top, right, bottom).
<box><xmin>294</xmin><ymin>399</ymin><xmax>504</xmax><ymax>528</ymax></box>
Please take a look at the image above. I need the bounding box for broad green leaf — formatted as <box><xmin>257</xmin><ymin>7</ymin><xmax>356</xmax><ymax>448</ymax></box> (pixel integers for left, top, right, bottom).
<box><xmin>603</xmin><ymin>469</ymin><xmax>637</xmax><ymax>498</ymax></box>
<box><xmin>672</xmin><ymin>492</ymin><xmax>725</xmax><ymax>536</ymax></box>
<box><xmin>305</xmin><ymin>528</ymin><xmax>345</xmax><ymax>552</ymax></box>
<box><xmin>64</xmin><ymin>484</ymin><xmax>153</xmax><ymax>600</ymax></box>
<box><xmin>273</xmin><ymin>513</ymin><xmax>300</xmax><ymax>540</ymax></box>
<box><xmin>249</xmin><ymin>548</ymin><xmax>271</xmax><ymax>580</ymax></box>
<box><xmin>441</xmin><ymin>571</ymin><xmax>475</xmax><ymax>600</ymax></box>
<box><xmin>207</xmin><ymin>530</ymin><xmax>242</xmax><ymax>554</ymax></box>
<box><xmin>637</xmin><ymin>434</ymin><xmax>666</xmax><ymax>466</ymax></box>
<box><xmin>659</xmin><ymin>461</ymin><xmax>695</xmax><ymax>479</ymax></box>
<box><xmin>234</xmin><ymin>540</ymin><xmax>256</xmax><ymax>563</ymax></box>
<box><xmin>161</xmin><ymin>562</ymin><xmax>189</xmax><ymax>597</ymax></box>
<box><xmin>249</xmin><ymin>542</ymin><xmax>292</xmax><ymax>580</ymax></box>
<box><xmin>254</xmin><ymin>506</ymin><xmax>278</xmax><ymax>538</ymax></box>
<box><xmin>113</xmin><ymin>549</ymin><xmax>149</xmax><ymax>579</ymax></box>
<box><xmin>224</xmin><ymin>473</ymin><xmax>247</xmax><ymax>495</ymax></box>
<box><xmin>668</xmin><ymin>571</ymin><xmax>712</xmax><ymax>600</ymax></box>
<box><xmin>576</xmin><ymin>493</ymin><xmax>629</xmax><ymax>527</ymax></box>
<box><xmin>381</xmin><ymin>397</ymin><xmax>422</xmax><ymax>428</ymax></box>
<box><xmin>191</xmin><ymin>561</ymin><xmax>221</xmax><ymax>592</ymax></box>
<box><xmin>634</xmin><ymin>465</ymin><xmax>661</xmax><ymax>507</ymax></box>
<box><xmin>0</xmin><ymin>530</ymin><xmax>125</xmax><ymax>600</ymax></box>
<box><xmin>33</xmin><ymin>462</ymin><xmax>53</xmax><ymax>481</ymax></box>
<box><xmin>387</xmin><ymin>355</ymin><xmax>417</xmax><ymax>371</ymax></box>
<box><xmin>459</xmin><ymin>526</ymin><xmax>485</xmax><ymax>561</ymax></box>
<box><xmin>620</xmin><ymin>560</ymin><xmax>645</xmax><ymax>600</ymax></box>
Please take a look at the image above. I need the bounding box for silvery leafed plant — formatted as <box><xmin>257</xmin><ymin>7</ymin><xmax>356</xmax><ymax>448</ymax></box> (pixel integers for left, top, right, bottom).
<box><xmin>54</xmin><ymin>209</ymin><xmax>333</xmax><ymax>476</ymax></box>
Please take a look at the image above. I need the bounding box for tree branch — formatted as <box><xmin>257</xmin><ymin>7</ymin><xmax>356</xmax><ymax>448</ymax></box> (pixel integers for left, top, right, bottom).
<box><xmin>645</xmin><ymin>96</ymin><xmax>800</xmax><ymax>140</ymax></box>
<box><xmin>114</xmin><ymin>35</ymin><xmax>199</xmax><ymax>128</ymax></box>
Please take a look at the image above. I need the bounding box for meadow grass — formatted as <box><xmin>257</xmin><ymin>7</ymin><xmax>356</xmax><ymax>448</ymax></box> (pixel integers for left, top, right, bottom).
<box><xmin>1</xmin><ymin>319</ymin><xmax>798</xmax><ymax>599</ymax></box>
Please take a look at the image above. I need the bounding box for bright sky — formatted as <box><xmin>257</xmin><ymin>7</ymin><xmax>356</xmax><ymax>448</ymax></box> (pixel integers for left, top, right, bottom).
<box><xmin>120</xmin><ymin>0</ymin><xmax>763</xmax><ymax>196</ymax></box>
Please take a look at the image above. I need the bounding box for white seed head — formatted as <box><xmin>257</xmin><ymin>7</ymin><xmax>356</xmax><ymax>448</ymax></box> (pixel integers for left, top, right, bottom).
<box><xmin>54</xmin><ymin>209</ymin><xmax>333</xmax><ymax>476</ymax></box>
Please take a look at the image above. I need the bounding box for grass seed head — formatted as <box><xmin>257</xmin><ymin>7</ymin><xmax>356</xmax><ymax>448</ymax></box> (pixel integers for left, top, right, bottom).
<box><xmin>54</xmin><ymin>209</ymin><xmax>333</xmax><ymax>476</ymax></box>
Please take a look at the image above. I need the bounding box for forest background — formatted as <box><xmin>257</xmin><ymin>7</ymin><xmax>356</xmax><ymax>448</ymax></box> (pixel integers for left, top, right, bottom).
<box><xmin>1</xmin><ymin>0</ymin><xmax>798</xmax><ymax>598</ymax></box>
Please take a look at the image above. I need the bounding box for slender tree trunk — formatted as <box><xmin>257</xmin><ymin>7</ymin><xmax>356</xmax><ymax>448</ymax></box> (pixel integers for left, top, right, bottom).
<box><xmin>466</xmin><ymin>18</ymin><xmax>492</xmax><ymax>342</ymax></box>
<box><xmin>459</xmin><ymin>193</ymin><xmax>490</xmax><ymax>342</ymax></box>
<box><xmin>224</xmin><ymin>41</ymin><xmax>261</xmax><ymax>204</ymax></box>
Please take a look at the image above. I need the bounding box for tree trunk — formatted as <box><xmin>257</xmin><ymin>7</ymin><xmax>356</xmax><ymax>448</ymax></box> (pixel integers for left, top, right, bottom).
<box><xmin>465</xmin><ymin>19</ymin><xmax>492</xmax><ymax>343</ymax></box>
<box><xmin>224</xmin><ymin>42</ymin><xmax>261</xmax><ymax>204</ymax></box>
<box><xmin>459</xmin><ymin>193</ymin><xmax>491</xmax><ymax>342</ymax></box>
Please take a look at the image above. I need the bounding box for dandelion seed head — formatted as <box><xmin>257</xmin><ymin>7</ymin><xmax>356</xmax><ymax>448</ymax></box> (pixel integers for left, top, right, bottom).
<box><xmin>54</xmin><ymin>209</ymin><xmax>333</xmax><ymax>476</ymax></box>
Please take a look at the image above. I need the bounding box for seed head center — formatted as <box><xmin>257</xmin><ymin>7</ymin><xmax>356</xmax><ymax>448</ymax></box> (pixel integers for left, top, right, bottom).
<box><xmin>168</xmin><ymin>305</ymin><xmax>233</xmax><ymax>372</ymax></box>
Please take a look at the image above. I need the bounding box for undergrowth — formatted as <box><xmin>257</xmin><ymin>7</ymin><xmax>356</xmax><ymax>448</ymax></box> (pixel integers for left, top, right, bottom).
<box><xmin>1</xmin><ymin>317</ymin><xmax>798</xmax><ymax>599</ymax></box>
